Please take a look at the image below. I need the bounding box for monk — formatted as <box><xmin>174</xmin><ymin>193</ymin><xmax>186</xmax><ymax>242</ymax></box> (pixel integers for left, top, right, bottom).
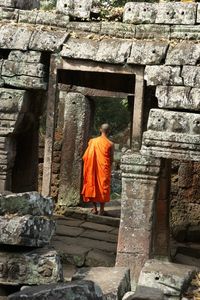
<box><xmin>81</xmin><ymin>123</ymin><xmax>114</xmax><ymax>215</ymax></box>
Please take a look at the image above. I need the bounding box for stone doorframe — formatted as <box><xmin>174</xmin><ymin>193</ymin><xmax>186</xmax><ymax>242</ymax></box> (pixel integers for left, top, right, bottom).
<box><xmin>41</xmin><ymin>54</ymin><xmax>145</xmax><ymax>197</ymax></box>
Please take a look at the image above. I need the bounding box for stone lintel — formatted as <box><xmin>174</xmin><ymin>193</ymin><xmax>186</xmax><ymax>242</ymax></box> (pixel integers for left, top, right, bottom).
<box><xmin>141</xmin><ymin>109</ymin><xmax>200</xmax><ymax>161</ymax></box>
<box><xmin>0</xmin><ymin>248</ymin><xmax>63</xmax><ymax>285</ymax></box>
<box><xmin>138</xmin><ymin>259</ymin><xmax>198</xmax><ymax>298</ymax></box>
<box><xmin>0</xmin><ymin>215</ymin><xmax>55</xmax><ymax>247</ymax></box>
<box><xmin>61</xmin><ymin>38</ymin><xmax>132</xmax><ymax>64</ymax></box>
<box><xmin>0</xmin><ymin>192</ymin><xmax>54</xmax><ymax>216</ymax></box>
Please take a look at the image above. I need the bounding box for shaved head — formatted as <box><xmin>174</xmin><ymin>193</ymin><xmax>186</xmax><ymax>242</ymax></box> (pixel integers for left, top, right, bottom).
<box><xmin>100</xmin><ymin>123</ymin><xmax>110</xmax><ymax>135</ymax></box>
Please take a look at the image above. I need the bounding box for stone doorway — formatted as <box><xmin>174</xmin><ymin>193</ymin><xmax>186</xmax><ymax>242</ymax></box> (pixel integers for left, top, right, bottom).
<box><xmin>41</xmin><ymin>56</ymin><xmax>145</xmax><ymax>204</ymax></box>
<box><xmin>52</xmin><ymin>65</ymin><xmax>136</xmax><ymax>208</ymax></box>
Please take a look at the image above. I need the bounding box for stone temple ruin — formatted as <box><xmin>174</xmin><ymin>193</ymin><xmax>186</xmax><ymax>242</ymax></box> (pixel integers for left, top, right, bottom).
<box><xmin>0</xmin><ymin>0</ymin><xmax>200</xmax><ymax>299</ymax></box>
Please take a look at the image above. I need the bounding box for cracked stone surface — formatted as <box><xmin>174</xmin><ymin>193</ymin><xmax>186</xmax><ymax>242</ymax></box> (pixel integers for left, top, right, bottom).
<box><xmin>0</xmin><ymin>215</ymin><xmax>55</xmax><ymax>247</ymax></box>
<box><xmin>0</xmin><ymin>248</ymin><xmax>63</xmax><ymax>285</ymax></box>
<box><xmin>0</xmin><ymin>192</ymin><xmax>54</xmax><ymax>216</ymax></box>
<box><xmin>141</xmin><ymin>109</ymin><xmax>200</xmax><ymax>161</ymax></box>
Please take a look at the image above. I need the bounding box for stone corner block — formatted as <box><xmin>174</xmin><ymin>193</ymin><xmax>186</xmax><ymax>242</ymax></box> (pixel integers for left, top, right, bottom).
<box><xmin>138</xmin><ymin>259</ymin><xmax>198</xmax><ymax>298</ymax></box>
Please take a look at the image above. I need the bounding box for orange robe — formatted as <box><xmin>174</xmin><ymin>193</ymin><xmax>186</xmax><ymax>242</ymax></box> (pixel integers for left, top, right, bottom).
<box><xmin>81</xmin><ymin>136</ymin><xmax>113</xmax><ymax>203</ymax></box>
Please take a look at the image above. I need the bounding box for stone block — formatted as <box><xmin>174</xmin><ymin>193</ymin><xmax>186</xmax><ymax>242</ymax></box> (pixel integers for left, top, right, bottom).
<box><xmin>138</xmin><ymin>259</ymin><xmax>197</xmax><ymax>298</ymax></box>
<box><xmin>166</xmin><ymin>42</ymin><xmax>200</xmax><ymax>65</ymax></box>
<box><xmin>61</xmin><ymin>38</ymin><xmax>132</xmax><ymax>64</ymax></box>
<box><xmin>51</xmin><ymin>240</ymin><xmax>90</xmax><ymax>266</ymax></box>
<box><xmin>2</xmin><ymin>60</ymin><xmax>45</xmax><ymax>78</ymax></box>
<box><xmin>29</xmin><ymin>29</ymin><xmax>68</xmax><ymax>52</ymax></box>
<box><xmin>171</xmin><ymin>25</ymin><xmax>200</xmax><ymax>40</ymax></box>
<box><xmin>72</xmin><ymin>267</ymin><xmax>131</xmax><ymax>300</ymax></box>
<box><xmin>120</xmin><ymin>153</ymin><xmax>161</xmax><ymax>179</ymax></box>
<box><xmin>0</xmin><ymin>7</ymin><xmax>19</xmax><ymax>22</ymax></box>
<box><xmin>127</xmin><ymin>41</ymin><xmax>168</xmax><ymax>65</ymax></box>
<box><xmin>0</xmin><ymin>192</ymin><xmax>54</xmax><ymax>216</ymax></box>
<box><xmin>101</xmin><ymin>22</ymin><xmax>135</xmax><ymax>39</ymax></box>
<box><xmin>36</xmin><ymin>11</ymin><xmax>70</xmax><ymax>27</ymax></box>
<box><xmin>57</xmin><ymin>0</ymin><xmax>98</xmax><ymax>19</ymax></box>
<box><xmin>96</xmin><ymin>39</ymin><xmax>132</xmax><ymax>64</ymax></box>
<box><xmin>182</xmin><ymin>66</ymin><xmax>200</xmax><ymax>88</ymax></box>
<box><xmin>85</xmin><ymin>249</ymin><xmax>115</xmax><ymax>267</ymax></box>
<box><xmin>145</xmin><ymin>66</ymin><xmax>182</xmax><ymax>86</ymax></box>
<box><xmin>3</xmin><ymin>75</ymin><xmax>47</xmax><ymax>90</ymax></box>
<box><xmin>0</xmin><ymin>88</ymin><xmax>28</xmax><ymax>113</ymax></box>
<box><xmin>141</xmin><ymin>109</ymin><xmax>200</xmax><ymax>161</ymax></box>
<box><xmin>0</xmin><ymin>248</ymin><xmax>63</xmax><ymax>285</ymax></box>
<box><xmin>155</xmin><ymin>2</ymin><xmax>197</xmax><ymax>25</ymax></box>
<box><xmin>0</xmin><ymin>215</ymin><xmax>55</xmax><ymax>247</ymax></box>
<box><xmin>18</xmin><ymin>9</ymin><xmax>38</xmax><ymax>24</ymax></box>
<box><xmin>135</xmin><ymin>24</ymin><xmax>170</xmax><ymax>40</ymax></box>
<box><xmin>8</xmin><ymin>50</ymin><xmax>42</xmax><ymax>63</ymax></box>
<box><xmin>61</xmin><ymin>37</ymin><xmax>97</xmax><ymax>60</ymax></box>
<box><xmin>156</xmin><ymin>86</ymin><xmax>200</xmax><ymax>110</ymax></box>
<box><xmin>0</xmin><ymin>24</ymin><xmax>32</xmax><ymax>50</ymax></box>
<box><xmin>0</xmin><ymin>0</ymin><xmax>15</xmax><ymax>7</ymax></box>
<box><xmin>125</xmin><ymin>285</ymin><xmax>164</xmax><ymax>300</ymax></box>
<box><xmin>8</xmin><ymin>281</ymin><xmax>103</xmax><ymax>300</ymax></box>
<box><xmin>123</xmin><ymin>2</ymin><xmax>157</xmax><ymax>24</ymax></box>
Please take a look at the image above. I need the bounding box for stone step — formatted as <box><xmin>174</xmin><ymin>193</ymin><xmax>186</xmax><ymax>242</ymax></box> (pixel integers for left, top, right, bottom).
<box><xmin>56</xmin><ymin>206</ymin><xmax>120</xmax><ymax>227</ymax></box>
<box><xmin>51</xmin><ymin>239</ymin><xmax>116</xmax><ymax>267</ymax></box>
<box><xmin>0</xmin><ymin>248</ymin><xmax>63</xmax><ymax>286</ymax></box>
<box><xmin>0</xmin><ymin>192</ymin><xmax>54</xmax><ymax>216</ymax></box>
<box><xmin>0</xmin><ymin>215</ymin><xmax>55</xmax><ymax>247</ymax></box>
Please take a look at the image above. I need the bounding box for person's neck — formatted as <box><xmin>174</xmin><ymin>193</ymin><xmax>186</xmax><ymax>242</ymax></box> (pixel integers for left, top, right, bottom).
<box><xmin>101</xmin><ymin>132</ymin><xmax>107</xmax><ymax>138</ymax></box>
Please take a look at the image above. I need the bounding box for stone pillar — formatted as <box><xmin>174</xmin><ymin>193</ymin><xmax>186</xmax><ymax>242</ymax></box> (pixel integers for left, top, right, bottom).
<box><xmin>58</xmin><ymin>92</ymin><xmax>91</xmax><ymax>207</ymax></box>
<box><xmin>0</xmin><ymin>88</ymin><xmax>29</xmax><ymax>192</ymax></box>
<box><xmin>153</xmin><ymin>159</ymin><xmax>171</xmax><ymax>257</ymax></box>
<box><xmin>116</xmin><ymin>152</ymin><xmax>161</xmax><ymax>288</ymax></box>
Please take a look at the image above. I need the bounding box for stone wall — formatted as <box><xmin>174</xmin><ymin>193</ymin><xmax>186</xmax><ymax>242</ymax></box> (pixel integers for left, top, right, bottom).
<box><xmin>0</xmin><ymin>0</ymin><xmax>200</xmax><ymax>289</ymax></box>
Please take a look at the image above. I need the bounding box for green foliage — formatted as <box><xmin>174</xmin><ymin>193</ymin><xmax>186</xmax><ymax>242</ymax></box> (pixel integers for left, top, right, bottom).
<box><xmin>40</xmin><ymin>0</ymin><xmax>56</xmax><ymax>10</ymax></box>
<box><xmin>93</xmin><ymin>98</ymin><xmax>130</xmax><ymax>136</ymax></box>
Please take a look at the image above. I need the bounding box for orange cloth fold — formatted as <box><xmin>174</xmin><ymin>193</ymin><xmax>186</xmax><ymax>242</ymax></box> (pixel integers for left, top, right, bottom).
<box><xmin>81</xmin><ymin>136</ymin><xmax>113</xmax><ymax>203</ymax></box>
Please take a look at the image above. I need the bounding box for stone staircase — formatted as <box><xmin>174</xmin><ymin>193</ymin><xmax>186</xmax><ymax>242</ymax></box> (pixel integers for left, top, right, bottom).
<box><xmin>52</xmin><ymin>202</ymin><xmax>120</xmax><ymax>275</ymax></box>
